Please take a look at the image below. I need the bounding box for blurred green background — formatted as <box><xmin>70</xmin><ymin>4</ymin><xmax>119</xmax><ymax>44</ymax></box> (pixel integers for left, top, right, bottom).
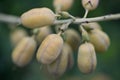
<box><xmin>0</xmin><ymin>0</ymin><xmax>120</xmax><ymax>80</ymax></box>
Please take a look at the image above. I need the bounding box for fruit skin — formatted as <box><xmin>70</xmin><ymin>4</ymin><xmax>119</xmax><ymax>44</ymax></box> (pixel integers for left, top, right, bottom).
<box><xmin>35</xmin><ymin>26</ymin><xmax>52</xmax><ymax>44</ymax></box>
<box><xmin>12</xmin><ymin>37</ymin><xmax>37</xmax><ymax>67</ymax></box>
<box><xmin>21</xmin><ymin>7</ymin><xmax>55</xmax><ymax>28</ymax></box>
<box><xmin>36</xmin><ymin>34</ymin><xmax>63</xmax><ymax>64</ymax></box>
<box><xmin>64</xmin><ymin>29</ymin><xmax>81</xmax><ymax>51</ymax></box>
<box><xmin>78</xmin><ymin>42</ymin><xmax>97</xmax><ymax>74</ymax></box>
<box><xmin>82</xmin><ymin>0</ymin><xmax>99</xmax><ymax>10</ymax></box>
<box><xmin>82</xmin><ymin>22</ymin><xmax>102</xmax><ymax>31</ymax></box>
<box><xmin>88</xmin><ymin>29</ymin><xmax>110</xmax><ymax>52</ymax></box>
<box><xmin>53</xmin><ymin>0</ymin><xmax>73</xmax><ymax>11</ymax></box>
<box><xmin>47</xmin><ymin>43</ymin><xmax>69</xmax><ymax>77</ymax></box>
<box><xmin>10</xmin><ymin>28</ymin><xmax>28</xmax><ymax>46</ymax></box>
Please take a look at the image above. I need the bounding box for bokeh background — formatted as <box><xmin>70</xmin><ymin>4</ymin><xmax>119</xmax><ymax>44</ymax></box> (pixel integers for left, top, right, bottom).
<box><xmin>0</xmin><ymin>0</ymin><xmax>120</xmax><ymax>80</ymax></box>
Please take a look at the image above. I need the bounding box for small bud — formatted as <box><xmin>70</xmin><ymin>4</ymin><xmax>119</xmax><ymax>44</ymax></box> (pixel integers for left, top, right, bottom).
<box><xmin>21</xmin><ymin>7</ymin><xmax>55</xmax><ymax>28</ymax></box>
<box><xmin>53</xmin><ymin>0</ymin><xmax>74</xmax><ymax>11</ymax></box>
<box><xmin>88</xmin><ymin>29</ymin><xmax>110</xmax><ymax>52</ymax></box>
<box><xmin>35</xmin><ymin>26</ymin><xmax>52</xmax><ymax>44</ymax></box>
<box><xmin>47</xmin><ymin>43</ymin><xmax>69</xmax><ymax>77</ymax></box>
<box><xmin>64</xmin><ymin>29</ymin><xmax>81</xmax><ymax>51</ymax></box>
<box><xmin>10</xmin><ymin>28</ymin><xmax>28</xmax><ymax>46</ymax></box>
<box><xmin>82</xmin><ymin>0</ymin><xmax>99</xmax><ymax>10</ymax></box>
<box><xmin>80</xmin><ymin>26</ymin><xmax>89</xmax><ymax>42</ymax></box>
<box><xmin>60</xmin><ymin>11</ymin><xmax>70</xmax><ymax>18</ymax></box>
<box><xmin>36</xmin><ymin>34</ymin><xmax>63</xmax><ymax>64</ymax></box>
<box><xmin>12</xmin><ymin>37</ymin><xmax>37</xmax><ymax>67</ymax></box>
<box><xmin>60</xmin><ymin>11</ymin><xmax>76</xmax><ymax>20</ymax></box>
<box><xmin>78</xmin><ymin>42</ymin><xmax>97</xmax><ymax>74</ymax></box>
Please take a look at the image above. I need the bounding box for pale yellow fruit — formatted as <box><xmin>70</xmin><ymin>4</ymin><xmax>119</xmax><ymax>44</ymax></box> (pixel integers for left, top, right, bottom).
<box><xmin>82</xmin><ymin>0</ymin><xmax>99</xmax><ymax>10</ymax></box>
<box><xmin>36</xmin><ymin>34</ymin><xmax>63</xmax><ymax>64</ymax></box>
<box><xmin>10</xmin><ymin>28</ymin><xmax>28</xmax><ymax>46</ymax></box>
<box><xmin>67</xmin><ymin>43</ymin><xmax>74</xmax><ymax>70</ymax></box>
<box><xmin>53</xmin><ymin>0</ymin><xmax>73</xmax><ymax>11</ymax></box>
<box><xmin>35</xmin><ymin>26</ymin><xmax>52</xmax><ymax>44</ymax></box>
<box><xmin>21</xmin><ymin>7</ymin><xmax>55</xmax><ymax>28</ymax></box>
<box><xmin>88</xmin><ymin>29</ymin><xmax>110</xmax><ymax>52</ymax></box>
<box><xmin>64</xmin><ymin>29</ymin><xmax>81</xmax><ymax>51</ymax></box>
<box><xmin>47</xmin><ymin>43</ymin><xmax>69</xmax><ymax>77</ymax></box>
<box><xmin>82</xmin><ymin>22</ymin><xmax>102</xmax><ymax>31</ymax></box>
<box><xmin>12</xmin><ymin>37</ymin><xmax>37</xmax><ymax>67</ymax></box>
<box><xmin>78</xmin><ymin>42</ymin><xmax>97</xmax><ymax>74</ymax></box>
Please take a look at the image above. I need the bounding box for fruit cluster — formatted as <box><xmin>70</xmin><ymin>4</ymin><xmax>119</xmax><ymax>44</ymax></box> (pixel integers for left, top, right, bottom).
<box><xmin>11</xmin><ymin>0</ymin><xmax>110</xmax><ymax>77</ymax></box>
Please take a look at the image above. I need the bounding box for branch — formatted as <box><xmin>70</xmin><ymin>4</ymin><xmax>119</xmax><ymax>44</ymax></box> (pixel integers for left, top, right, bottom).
<box><xmin>54</xmin><ymin>13</ymin><xmax>120</xmax><ymax>24</ymax></box>
<box><xmin>0</xmin><ymin>13</ymin><xmax>21</xmax><ymax>25</ymax></box>
<box><xmin>0</xmin><ymin>13</ymin><xmax>120</xmax><ymax>25</ymax></box>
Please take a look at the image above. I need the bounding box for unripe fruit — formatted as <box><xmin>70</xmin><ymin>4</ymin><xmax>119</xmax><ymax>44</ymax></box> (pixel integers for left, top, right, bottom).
<box><xmin>82</xmin><ymin>22</ymin><xmax>102</xmax><ymax>31</ymax></box>
<box><xmin>78</xmin><ymin>42</ymin><xmax>97</xmax><ymax>74</ymax></box>
<box><xmin>35</xmin><ymin>26</ymin><xmax>52</xmax><ymax>44</ymax></box>
<box><xmin>82</xmin><ymin>0</ymin><xmax>99</xmax><ymax>10</ymax></box>
<box><xmin>88</xmin><ymin>29</ymin><xmax>110</xmax><ymax>52</ymax></box>
<box><xmin>36</xmin><ymin>34</ymin><xmax>63</xmax><ymax>64</ymax></box>
<box><xmin>10</xmin><ymin>28</ymin><xmax>28</xmax><ymax>46</ymax></box>
<box><xmin>47</xmin><ymin>43</ymin><xmax>69</xmax><ymax>77</ymax></box>
<box><xmin>53</xmin><ymin>0</ymin><xmax>73</xmax><ymax>11</ymax></box>
<box><xmin>21</xmin><ymin>8</ymin><xmax>55</xmax><ymax>28</ymax></box>
<box><xmin>12</xmin><ymin>37</ymin><xmax>37</xmax><ymax>67</ymax></box>
<box><xmin>64</xmin><ymin>29</ymin><xmax>81</xmax><ymax>51</ymax></box>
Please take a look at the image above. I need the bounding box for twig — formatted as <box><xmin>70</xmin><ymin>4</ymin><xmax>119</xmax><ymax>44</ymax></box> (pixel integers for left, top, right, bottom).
<box><xmin>0</xmin><ymin>13</ymin><xmax>120</xmax><ymax>25</ymax></box>
<box><xmin>0</xmin><ymin>13</ymin><xmax>21</xmax><ymax>25</ymax></box>
<box><xmin>83</xmin><ymin>9</ymin><xmax>89</xmax><ymax>18</ymax></box>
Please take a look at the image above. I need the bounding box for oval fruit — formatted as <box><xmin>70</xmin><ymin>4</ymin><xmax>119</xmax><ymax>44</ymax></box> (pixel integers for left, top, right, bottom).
<box><xmin>78</xmin><ymin>42</ymin><xmax>97</xmax><ymax>74</ymax></box>
<box><xmin>21</xmin><ymin>7</ymin><xmax>55</xmax><ymax>28</ymax></box>
<box><xmin>82</xmin><ymin>22</ymin><xmax>102</xmax><ymax>31</ymax></box>
<box><xmin>88</xmin><ymin>29</ymin><xmax>110</xmax><ymax>52</ymax></box>
<box><xmin>53</xmin><ymin>0</ymin><xmax>73</xmax><ymax>11</ymax></box>
<box><xmin>82</xmin><ymin>0</ymin><xmax>99</xmax><ymax>10</ymax></box>
<box><xmin>47</xmin><ymin>43</ymin><xmax>69</xmax><ymax>77</ymax></box>
<box><xmin>64</xmin><ymin>29</ymin><xmax>81</xmax><ymax>51</ymax></box>
<box><xmin>36</xmin><ymin>34</ymin><xmax>63</xmax><ymax>64</ymax></box>
<box><xmin>35</xmin><ymin>26</ymin><xmax>52</xmax><ymax>44</ymax></box>
<box><xmin>12</xmin><ymin>37</ymin><xmax>37</xmax><ymax>67</ymax></box>
<box><xmin>10</xmin><ymin>28</ymin><xmax>28</xmax><ymax>46</ymax></box>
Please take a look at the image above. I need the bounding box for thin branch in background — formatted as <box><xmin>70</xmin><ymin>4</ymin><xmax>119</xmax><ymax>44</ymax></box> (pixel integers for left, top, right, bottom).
<box><xmin>0</xmin><ymin>13</ymin><xmax>21</xmax><ymax>25</ymax></box>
